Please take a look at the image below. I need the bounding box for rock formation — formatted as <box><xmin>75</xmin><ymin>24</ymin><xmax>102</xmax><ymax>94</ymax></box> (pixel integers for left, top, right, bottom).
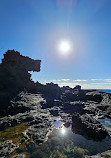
<box><xmin>72</xmin><ymin>113</ymin><xmax>108</xmax><ymax>141</ymax></box>
<box><xmin>0</xmin><ymin>50</ymin><xmax>41</xmax><ymax>117</ymax></box>
<box><xmin>0</xmin><ymin>50</ymin><xmax>111</xmax><ymax>157</ymax></box>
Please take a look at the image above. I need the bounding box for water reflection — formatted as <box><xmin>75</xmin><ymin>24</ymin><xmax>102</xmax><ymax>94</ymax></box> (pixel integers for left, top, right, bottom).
<box><xmin>98</xmin><ymin>118</ymin><xmax>111</xmax><ymax>135</ymax></box>
<box><xmin>61</xmin><ymin>127</ymin><xmax>66</xmax><ymax>134</ymax></box>
<box><xmin>53</xmin><ymin>120</ymin><xmax>111</xmax><ymax>155</ymax></box>
<box><xmin>11</xmin><ymin>120</ymin><xmax>111</xmax><ymax>158</ymax></box>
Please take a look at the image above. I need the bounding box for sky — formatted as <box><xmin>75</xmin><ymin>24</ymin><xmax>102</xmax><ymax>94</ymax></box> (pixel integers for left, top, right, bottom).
<box><xmin>0</xmin><ymin>0</ymin><xmax>111</xmax><ymax>89</ymax></box>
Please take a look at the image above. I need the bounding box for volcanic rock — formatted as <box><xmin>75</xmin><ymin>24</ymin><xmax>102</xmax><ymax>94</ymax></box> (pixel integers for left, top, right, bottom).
<box><xmin>72</xmin><ymin>113</ymin><xmax>109</xmax><ymax>141</ymax></box>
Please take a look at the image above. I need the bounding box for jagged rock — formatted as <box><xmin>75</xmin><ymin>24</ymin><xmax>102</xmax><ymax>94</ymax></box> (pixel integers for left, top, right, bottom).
<box><xmin>63</xmin><ymin>102</ymin><xmax>85</xmax><ymax>114</ymax></box>
<box><xmin>0</xmin><ymin>50</ymin><xmax>111</xmax><ymax>157</ymax></box>
<box><xmin>86</xmin><ymin>150</ymin><xmax>111</xmax><ymax>158</ymax></box>
<box><xmin>44</xmin><ymin>82</ymin><xmax>61</xmax><ymax>98</ymax></box>
<box><xmin>72</xmin><ymin>113</ymin><xmax>109</xmax><ymax>141</ymax></box>
<box><xmin>0</xmin><ymin>140</ymin><xmax>18</xmax><ymax>158</ymax></box>
<box><xmin>86</xmin><ymin>91</ymin><xmax>103</xmax><ymax>103</ymax></box>
<box><xmin>61</xmin><ymin>85</ymin><xmax>86</xmax><ymax>102</ymax></box>
<box><xmin>0</xmin><ymin>50</ymin><xmax>41</xmax><ymax>117</ymax></box>
<box><xmin>13</xmin><ymin>155</ymin><xmax>25</xmax><ymax>158</ymax></box>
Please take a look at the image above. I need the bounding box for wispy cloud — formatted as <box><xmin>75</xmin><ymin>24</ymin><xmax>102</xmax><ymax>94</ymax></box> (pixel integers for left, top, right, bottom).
<box><xmin>46</xmin><ymin>79</ymin><xmax>70</xmax><ymax>82</ymax></box>
<box><xmin>43</xmin><ymin>78</ymin><xmax>111</xmax><ymax>89</ymax></box>
<box><xmin>73</xmin><ymin>79</ymin><xmax>87</xmax><ymax>82</ymax></box>
<box><xmin>60</xmin><ymin>79</ymin><xmax>70</xmax><ymax>81</ymax></box>
<box><xmin>91</xmin><ymin>79</ymin><xmax>104</xmax><ymax>81</ymax></box>
<box><xmin>91</xmin><ymin>82</ymin><xmax>111</xmax><ymax>85</ymax></box>
<box><xmin>105</xmin><ymin>79</ymin><xmax>111</xmax><ymax>82</ymax></box>
<box><xmin>91</xmin><ymin>78</ymin><xmax>111</xmax><ymax>82</ymax></box>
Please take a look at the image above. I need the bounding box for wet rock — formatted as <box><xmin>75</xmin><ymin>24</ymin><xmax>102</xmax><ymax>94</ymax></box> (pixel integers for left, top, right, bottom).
<box><xmin>86</xmin><ymin>91</ymin><xmax>103</xmax><ymax>103</ymax></box>
<box><xmin>63</xmin><ymin>102</ymin><xmax>85</xmax><ymax>114</ymax></box>
<box><xmin>0</xmin><ymin>140</ymin><xmax>18</xmax><ymax>158</ymax></box>
<box><xmin>72</xmin><ymin>113</ymin><xmax>109</xmax><ymax>141</ymax></box>
<box><xmin>86</xmin><ymin>150</ymin><xmax>111</xmax><ymax>158</ymax></box>
<box><xmin>49</xmin><ymin>106</ymin><xmax>61</xmax><ymax>116</ymax></box>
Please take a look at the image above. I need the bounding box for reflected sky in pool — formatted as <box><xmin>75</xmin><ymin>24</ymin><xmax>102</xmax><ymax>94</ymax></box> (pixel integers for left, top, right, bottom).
<box><xmin>98</xmin><ymin>118</ymin><xmax>111</xmax><ymax>135</ymax></box>
<box><xmin>14</xmin><ymin>120</ymin><xmax>111</xmax><ymax>158</ymax></box>
<box><xmin>49</xmin><ymin>120</ymin><xmax>111</xmax><ymax>155</ymax></box>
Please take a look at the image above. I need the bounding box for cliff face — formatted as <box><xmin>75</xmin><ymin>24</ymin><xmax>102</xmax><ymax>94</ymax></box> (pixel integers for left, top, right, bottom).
<box><xmin>0</xmin><ymin>50</ymin><xmax>41</xmax><ymax>116</ymax></box>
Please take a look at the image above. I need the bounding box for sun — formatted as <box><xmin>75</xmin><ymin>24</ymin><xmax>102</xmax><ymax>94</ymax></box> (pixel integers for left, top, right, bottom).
<box><xmin>58</xmin><ymin>40</ymin><xmax>72</xmax><ymax>55</ymax></box>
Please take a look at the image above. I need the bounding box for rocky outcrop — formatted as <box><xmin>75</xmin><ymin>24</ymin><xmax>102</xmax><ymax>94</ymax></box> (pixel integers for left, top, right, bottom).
<box><xmin>0</xmin><ymin>140</ymin><xmax>19</xmax><ymax>158</ymax></box>
<box><xmin>86</xmin><ymin>91</ymin><xmax>103</xmax><ymax>103</ymax></box>
<box><xmin>0</xmin><ymin>90</ymin><xmax>111</xmax><ymax>157</ymax></box>
<box><xmin>0</xmin><ymin>50</ymin><xmax>111</xmax><ymax>157</ymax></box>
<box><xmin>63</xmin><ymin>102</ymin><xmax>85</xmax><ymax>114</ymax></box>
<box><xmin>0</xmin><ymin>50</ymin><xmax>41</xmax><ymax>117</ymax></box>
<box><xmin>72</xmin><ymin>113</ymin><xmax>109</xmax><ymax>141</ymax></box>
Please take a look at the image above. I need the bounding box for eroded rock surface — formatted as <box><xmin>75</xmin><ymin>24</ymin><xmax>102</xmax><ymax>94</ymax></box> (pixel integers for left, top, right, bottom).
<box><xmin>86</xmin><ymin>150</ymin><xmax>111</xmax><ymax>158</ymax></box>
<box><xmin>0</xmin><ymin>50</ymin><xmax>41</xmax><ymax>117</ymax></box>
<box><xmin>72</xmin><ymin>113</ymin><xmax>109</xmax><ymax>141</ymax></box>
<box><xmin>0</xmin><ymin>140</ymin><xmax>18</xmax><ymax>158</ymax></box>
<box><xmin>0</xmin><ymin>50</ymin><xmax>111</xmax><ymax>157</ymax></box>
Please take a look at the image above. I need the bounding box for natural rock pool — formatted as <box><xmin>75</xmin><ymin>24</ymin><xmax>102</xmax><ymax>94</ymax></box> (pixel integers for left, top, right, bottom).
<box><xmin>8</xmin><ymin>120</ymin><xmax>111</xmax><ymax>158</ymax></box>
<box><xmin>98</xmin><ymin>118</ymin><xmax>111</xmax><ymax>135</ymax></box>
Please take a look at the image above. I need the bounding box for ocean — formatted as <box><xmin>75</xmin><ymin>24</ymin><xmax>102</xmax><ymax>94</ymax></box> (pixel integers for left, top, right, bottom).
<box><xmin>98</xmin><ymin>89</ymin><xmax>111</xmax><ymax>94</ymax></box>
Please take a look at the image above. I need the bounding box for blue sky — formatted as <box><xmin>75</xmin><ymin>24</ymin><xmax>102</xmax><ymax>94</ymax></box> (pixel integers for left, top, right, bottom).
<box><xmin>0</xmin><ymin>0</ymin><xmax>111</xmax><ymax>89</ymax></box>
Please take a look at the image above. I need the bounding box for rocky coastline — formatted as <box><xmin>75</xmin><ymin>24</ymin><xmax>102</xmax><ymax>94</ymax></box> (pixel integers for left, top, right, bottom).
<box><xmin>0</xmin><ymin>50</ymin><xmax>111</xmax><ymax>158</ymax></box>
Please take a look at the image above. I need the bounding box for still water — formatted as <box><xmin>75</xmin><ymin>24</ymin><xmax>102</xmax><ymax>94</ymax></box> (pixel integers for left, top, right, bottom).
<box><xmin>14</xmin><ymin>120</ymin><xmax>111</xmax><ymax>158</ymax></box>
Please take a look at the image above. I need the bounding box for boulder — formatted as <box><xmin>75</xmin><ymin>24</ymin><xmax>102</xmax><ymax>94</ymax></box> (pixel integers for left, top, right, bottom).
<box><xmin>72</xmin><ymin>113</ymin><xmax>109</xmax><ymax>141</ymax></box>
<box><xmin>86</xmin><ymin>91</ymin><xmax>103</xmax><ymax>103</ymax></box>
<box><xmin>63</xmin><ymin>102</ymin><xmax>85</xmax><ymax>114</ymax></box>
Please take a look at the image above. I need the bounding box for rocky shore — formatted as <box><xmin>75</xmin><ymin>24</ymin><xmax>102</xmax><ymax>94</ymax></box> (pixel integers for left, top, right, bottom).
<box><xmin>0</xmin><ymin>50</ymin><xmax>111</xmax><ymax>158</ymax></box>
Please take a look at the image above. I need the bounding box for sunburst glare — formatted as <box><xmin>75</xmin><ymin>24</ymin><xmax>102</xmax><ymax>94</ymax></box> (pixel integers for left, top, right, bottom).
<box><xmin>58</xmin><ymin>40</ymin><xmax>72</xmax><ymax>56</ymax></box>
<box><xmin>61</xmin><ymin>128</ymin><xmax>66</xmax><ymax>134</ymax></box>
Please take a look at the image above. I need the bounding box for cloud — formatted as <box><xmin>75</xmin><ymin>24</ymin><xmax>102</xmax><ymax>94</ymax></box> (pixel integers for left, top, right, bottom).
<box><xmin>58</xmin><ymin>82</ymin><xmax>111</xmax><ymax>89</ymax></box>
<box><xmin>60</xmin><ymin>79</ymin><xmax>70</xmax><ymax>81</ymax></box>
<box><xmin>104</xmin><ymin>79</ymin><xmax>111</xmax><ymax>82</ymax></box>
<box><xmin>91</xmin><ymin>79</ymin><xmax>104</xmax><ymax>81</ymax></box>
<box><xmin>105</xmin><ymin>81</ymin><xmax>111</xmax><ymax>82</ymax></box>
<box><xmin>43</xmin><ymin>78</ymin><xmax>111</xmax><ymax>89</ymax></box>
<box><xmin>91</xmin><ymin>82</ymin><xmax>111</xmax><ymax>85</ymax></box>
<box><xmin>73</xmin><ymin>79</ymin><xmax>87</xmax><ymax>82</ymax></box>
<box><xmin>51</xmin><ymin>79</ymin><xmax>70</xmax><ymax>82</ymax></box>
<box><xmin>91</xmin><ymin>78</ymin><xmax>111</xmax><ymax>82</ymax></box>
<box><xmin>58</xmin><ymin>82</ymin><xmax>80</xmax><ymax>88</ymax></box>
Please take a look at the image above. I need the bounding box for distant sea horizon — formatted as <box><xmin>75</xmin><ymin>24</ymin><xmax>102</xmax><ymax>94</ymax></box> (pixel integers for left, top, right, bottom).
<box><xmin>83</xmin><ymin>89</ymin><xmax>111</xmax><ymax>94</ymax></box>
<box><xmin>97</xmin><ymin>89</ymin><xmax>111</xmax><ymax>94</ymax></box>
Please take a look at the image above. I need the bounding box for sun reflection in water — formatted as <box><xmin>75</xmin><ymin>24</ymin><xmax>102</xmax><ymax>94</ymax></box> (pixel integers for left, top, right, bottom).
<box><xmin>61</xmin><ymin>127</ymin><xmax>66</xmax><ymax>135</ymax></box>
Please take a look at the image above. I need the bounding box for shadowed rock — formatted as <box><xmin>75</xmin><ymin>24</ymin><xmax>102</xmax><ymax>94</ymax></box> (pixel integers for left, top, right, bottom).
<box><xmin>72</xmin><ymin>113</ymin><xmax>109</xmax><ymax>141</ymax></box>
<box><xmin>2</xmin><ymin>50</ymin><xmax>41</xmax><ymax>72</ymax></box>
<box><xmin>0</xmin><ymin>50</ymin><xmax>41</xmax><ymax>117</ymax></box>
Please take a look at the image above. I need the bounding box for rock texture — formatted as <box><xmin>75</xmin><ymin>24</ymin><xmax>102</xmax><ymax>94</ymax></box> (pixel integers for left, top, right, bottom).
<box><xmin>0</xmin><ymin>140</ymin><xmax>19</xmax><ymax>158</ymax></box>
<box><xmin>72</xmin><ymin>113</ymin><xmax>108</xmax><ymax>141</ymax></box>
<box><xmin>0</xmin><ymin>50</ymin><xmax>41</xmax><ymax>117</ymax></box>
<box><xmin>0</xmin><ymin>50</ymin><xmax>111</xmax><ymax>157</ymax></box>
<box><xmin>86</xmin><ymin>150</ymin><xmax>111</xmax><ymax>158</ymax></box>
